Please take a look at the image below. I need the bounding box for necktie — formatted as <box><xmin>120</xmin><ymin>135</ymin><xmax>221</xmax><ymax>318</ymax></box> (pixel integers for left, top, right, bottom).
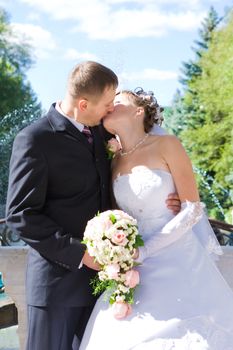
<box><xmin>82</xmin><ymin>126</ymin><xmax>93</xmax><ymax>144</ymax></box>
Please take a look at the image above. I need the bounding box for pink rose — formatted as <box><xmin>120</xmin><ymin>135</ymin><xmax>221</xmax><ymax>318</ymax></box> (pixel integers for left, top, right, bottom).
<box><xmin>105</xmin><ymin>264</ymin><xmax>120</xmax><ymax>280</ymax></box>
<box><xmin>107</xmin><ymin>138</ymin><xmax>121</xmax><ymax>153</ymax></box>
<box><xmin>124</xmin><ymin>269</ymin><xmax>140</xmax><ymax>289</ymax></box>
<box><xmin>112</xmin><ymin>301</ymin><xmax>132</xmax><ymax>319</ymax></box>
<box><xmin>112</xmin><ymin>230</ymin><xmax>127</xmax><ymax>246</ymax></box>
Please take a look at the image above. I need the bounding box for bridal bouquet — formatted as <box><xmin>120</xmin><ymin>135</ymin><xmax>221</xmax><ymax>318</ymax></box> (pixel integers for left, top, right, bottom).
<box><xmin>83</xmin><ymin>209</ymin><xmax>144</xmax><ymax>319</ymax></box>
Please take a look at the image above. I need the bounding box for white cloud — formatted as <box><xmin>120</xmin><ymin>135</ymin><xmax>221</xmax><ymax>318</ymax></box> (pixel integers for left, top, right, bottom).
<box><xmin>11</xmin><ymin>23</ymin><xmax>57</xmax><ymax>59</ymax></box>
<box><xmin>26</xmin><ymin>12</ymin><xmax>41</xmax><ymax>22</ymax></box>
<box><xmin>0</xmin><ymin>0</ymin><xmax>8</xmax><ymax>6</ymax></box>
<box><xmin>64</xmin><ymin>49</ymin><xmax>99</xmax><ymax>61</ymax></box>
<box><xmin>77</xmin><ymin>9</ymin><xmax>204</xmax><ymax>40</ymax></box>
<box><xmin>19</xmin><ymin>0</ymin><xmax>208</xmax><ymax>40</ymax></box>
<box><xmin>119</xmin><ymin>68</ymin><xmax>178</xmax><ymax>84</ymax></box>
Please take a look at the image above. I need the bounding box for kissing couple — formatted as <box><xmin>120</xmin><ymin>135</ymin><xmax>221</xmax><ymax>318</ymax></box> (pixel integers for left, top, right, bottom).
<box><xmin>6</xmin><ymin>61</ymin><xmax>233</xmax><ymax>349</ymax></box>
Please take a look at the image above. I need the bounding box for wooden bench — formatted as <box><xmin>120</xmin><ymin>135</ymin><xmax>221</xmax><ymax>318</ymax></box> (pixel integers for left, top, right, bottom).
<box><xmin>0</xmin><ymin>294</ymin><xmax>18</xmax><ymax>329</ymax></box>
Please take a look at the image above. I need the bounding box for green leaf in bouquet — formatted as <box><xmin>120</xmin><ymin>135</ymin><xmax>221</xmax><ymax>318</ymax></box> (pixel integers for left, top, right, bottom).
<box><xmin>107</xmin><ymin>149</ymin><xmax>114</xmax><ymax>160</ymax></box>
<box><xmin>134</xmin><ymin>234</ymin><xmax>144</xmax><ymax>248</ymax></box>
<box><xmin>90</xmin><ymin>275</ymin><xmax>118</xmax><ymax>297</ymax></box>
<box><xmin>109</xmin><ymin>295</ymin><xmax>116</xmax><ymax>305</ymax></box>
<box><xmin>125</xmin><ymin>288</ymin><xmax>135</xmax><ymax>305</ymax></box>
<box><xmin>90</xmin><ymin>275</ymin><xmax>109</xmax><ymax>296</ymax></box>
<box><xmin>109</xmin><ymin>213</ymin><xmax>117</xmax><ymax>224</ymax></box>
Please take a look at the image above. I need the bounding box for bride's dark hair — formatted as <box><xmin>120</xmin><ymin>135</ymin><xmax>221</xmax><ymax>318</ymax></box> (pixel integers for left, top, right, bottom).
<box><xmin>117</xmin><ymin>87</ymin><xmax>164</xmax><ymax>132</ymax></box>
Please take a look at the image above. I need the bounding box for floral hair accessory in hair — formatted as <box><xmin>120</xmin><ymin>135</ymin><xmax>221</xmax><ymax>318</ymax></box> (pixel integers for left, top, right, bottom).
<box><xmin>106</xmin><ymin>137</ymin><xmax>121</xmax><ymax>159</ymax></box>
<box><xmin>134</xmin><ymin>87</ymin><xmax>164</xmax><ymax>126</ymax></box>
<box><xmin>134</xmin><ymin>87</ymin><xmax>157</xmax><ymax>104</ymax></box>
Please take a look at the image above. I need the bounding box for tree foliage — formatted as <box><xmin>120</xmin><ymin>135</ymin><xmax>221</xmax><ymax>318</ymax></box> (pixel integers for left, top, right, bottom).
<box><xmin>166</xmin><ymin>8</ymin><xmax>221</xmax><ymax>137</ymax></box>
<box><xmin>183</xmin><ymin>10</ymin><xmax>233</xmax><ymax>216</ymax></box>
<box><xmin>181</xmin><ymin>7</ymin><xmax>221</xmax><ymax>130</ymax></box>
<box><xmin>0</xmin><ymin>7</ymin><xmax>41</xmax><ymax>214</ymax></box>
<box><xmin>0</xmin><ymin>105</ymin><xmax>42</xmax><ymax>215</ymax></box>
<box><xmin>180</xmin><ymin>7</ymin><xmax>221</xmax><ymax>89</ymax></box>
<box><xmin>0</xmin><ymin>8</ymin><xmax>38</xmax><ymax>118</ymax></box>
<box><xmin>167</xmin><ymin>7</ymin><xmax>233</xmax><ymax>220</ymax></box>
<box><xmin>163</xmin><ymin>90</ymin><xmax>188</xmax><ymax>136</ymax></box>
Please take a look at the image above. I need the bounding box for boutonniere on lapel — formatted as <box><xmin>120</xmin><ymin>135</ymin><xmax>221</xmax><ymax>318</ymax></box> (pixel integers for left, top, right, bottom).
<box><xmin>106</xmin><ymin>137</ymin><xmax>121</xmax><ymax>159</ymax></box>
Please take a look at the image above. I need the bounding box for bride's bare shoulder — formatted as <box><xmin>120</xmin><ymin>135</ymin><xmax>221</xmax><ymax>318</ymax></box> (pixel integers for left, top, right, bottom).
<box><xmin>160</xmin><ymin>134</ymin><xmax>180</xmax><ymax>144</ymax></box>
<box><xmin>150</xmin><ymin>134</ymin><xmax>181</xmax><ymax>146</ymax></box>
<box><xmin>150</xmin><ymin>134</ymin><xmax>185</xmax><ymax>156</ymax></box>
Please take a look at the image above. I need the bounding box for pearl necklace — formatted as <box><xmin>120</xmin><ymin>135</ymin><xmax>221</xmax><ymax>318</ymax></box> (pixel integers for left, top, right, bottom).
<box><xmin>120</xmin><ymin>133</ymin><xmax>149</xmax><ymax>157</ymax></box>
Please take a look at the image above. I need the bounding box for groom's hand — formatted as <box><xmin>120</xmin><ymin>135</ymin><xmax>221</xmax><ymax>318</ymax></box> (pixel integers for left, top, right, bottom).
<box><xmin>83</xmin><ymin>251</ymin><xmax>101</xmax><ymax>271</ymax></box>
<box><xmin>133</xmin><ymin>248</ymin><xmax>139</xmax><ymax>260</ymax></box>
<box><xmin>166</xmin><ymin>193</ymin><xmax>181</xmax><ymax>215</ymax></box>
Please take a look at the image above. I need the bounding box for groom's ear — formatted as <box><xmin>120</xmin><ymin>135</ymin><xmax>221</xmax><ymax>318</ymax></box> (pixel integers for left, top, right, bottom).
<box><xmin>79</xmin><ymin>98</ymin><xmax>88</xmax><ymax>111</ymax></box>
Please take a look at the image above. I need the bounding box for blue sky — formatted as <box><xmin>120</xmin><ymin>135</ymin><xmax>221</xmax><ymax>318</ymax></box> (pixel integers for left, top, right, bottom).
<box><xmin>1</xmin><ymin>0</ymin><xmax>231</xmax><ymax>111</ymax></box>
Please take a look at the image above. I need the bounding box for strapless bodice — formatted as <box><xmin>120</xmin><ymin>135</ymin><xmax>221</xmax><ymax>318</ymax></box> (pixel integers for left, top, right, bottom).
<box><xmin>113</xmin><ymin>166</ymin><xmax>176</xmax><ymax>239</ymax></box>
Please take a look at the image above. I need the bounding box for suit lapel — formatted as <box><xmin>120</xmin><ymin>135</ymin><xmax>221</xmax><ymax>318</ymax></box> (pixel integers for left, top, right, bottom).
<box><xmin>47</xmin><ymin>104</ymin><xmax>93</xmax><ymax>153</ymax></box>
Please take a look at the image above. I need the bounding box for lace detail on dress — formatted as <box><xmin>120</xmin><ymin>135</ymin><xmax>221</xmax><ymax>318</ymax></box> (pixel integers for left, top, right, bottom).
<box><xmin>162</xmin><ymin>201</ymin><xmax>204</xmax><ymax>235</ymax></box>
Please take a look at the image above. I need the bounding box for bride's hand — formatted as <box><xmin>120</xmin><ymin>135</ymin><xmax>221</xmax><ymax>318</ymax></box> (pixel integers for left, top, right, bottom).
<box><xmin>166</xmin><ymin>193</ymin><xmax>181</xmax><ymax>215</ymax></box>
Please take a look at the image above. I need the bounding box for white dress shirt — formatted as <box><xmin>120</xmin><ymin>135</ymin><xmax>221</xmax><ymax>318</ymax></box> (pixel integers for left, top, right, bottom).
<box><xmin>55</xmin><ymin>101</ymin><xmax>85</xmax><ymax>132</ymax></box>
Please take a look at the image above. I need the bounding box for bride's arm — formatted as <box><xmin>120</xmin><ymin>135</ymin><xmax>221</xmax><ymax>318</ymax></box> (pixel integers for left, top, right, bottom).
<box><xmin>137</xmin><ymin>135</ymin><xmax>203</xmax><ymax>262</ymax></box>
<box><xmin>163</xmin><ymin>135</ymin><xmax>200</xmax><ymax>203</ymax></box>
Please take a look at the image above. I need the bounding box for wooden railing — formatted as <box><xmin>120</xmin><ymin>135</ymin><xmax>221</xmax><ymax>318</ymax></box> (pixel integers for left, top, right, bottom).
<box><xmin>1</xmin><ymin>217</ymin><xmax>233</xmax><ymax>246</ymax></box>
<box><xmin>209</xmin><ymin>218</ymin><xmax>233</xmax><ymax>246</ymax></box>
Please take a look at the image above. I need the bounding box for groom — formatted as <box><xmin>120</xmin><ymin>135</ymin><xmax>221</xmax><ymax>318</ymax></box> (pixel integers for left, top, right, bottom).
<box><xmin>6</xmin><ymin>61</ymin><xmax>180</xmax><ymax>350</ymax></box>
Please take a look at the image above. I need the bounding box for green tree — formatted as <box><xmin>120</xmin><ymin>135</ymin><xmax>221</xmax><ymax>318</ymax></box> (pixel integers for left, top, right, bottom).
<box><xmin>0</xmin><ymin>7</ymin><xmax>42</xmax><ymax>215</ymax></box>
<box><xmin>0</xmin><ymin>8</ymin><xmax>38</xmax><ymax>118</ymax></box>
<box><xmin>180</xmin><ymin>7</ymin><xmax>221</xmax><ymax>88</ymax></box>
<box><xmin>180</xmin><ymin>7</ymin><xmax>221</xmax><ymax>130</ymax></box>
<box><xmin>181</xmin><ymin>9</ymin><xmax>233</xmax><ymax>219</ymax></box>
<box><xmin>163</xmin><ymin>90</ymin><xmax>188</xmax><ymax>136</ymax></box>
<box><xmin>0</xmin><ymin>105</ymin><xmax>42</xmax><ymax>216</ymax></box>
<box><xmin>166</xmin><ymin>7</ymin><xmax>222</xmax><ymax>140</ymax></box>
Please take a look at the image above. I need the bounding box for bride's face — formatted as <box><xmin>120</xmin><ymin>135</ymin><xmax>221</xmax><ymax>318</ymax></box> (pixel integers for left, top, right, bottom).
<box><xmin>103</xmin><ymin>93</ymin><xmax>137</xmax><ymax>133</ymax></box>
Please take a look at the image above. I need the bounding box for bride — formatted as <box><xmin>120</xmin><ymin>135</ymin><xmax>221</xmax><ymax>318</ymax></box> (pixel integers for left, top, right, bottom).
<box><xmin>80</xmin><ymin>88</ymin><xmax>233</xmax><ymax>349</ymax></box>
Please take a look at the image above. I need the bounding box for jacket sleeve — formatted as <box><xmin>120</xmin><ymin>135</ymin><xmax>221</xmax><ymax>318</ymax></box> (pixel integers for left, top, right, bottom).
<box><xmin>6</xmin><ymin>130</ymin><xmax>86</xmax><ymax>271</ymax></box>
<box><xmin>137</xmin><ymin>201</ymin><xmax>204</xmax><ymax>263</ymax></box>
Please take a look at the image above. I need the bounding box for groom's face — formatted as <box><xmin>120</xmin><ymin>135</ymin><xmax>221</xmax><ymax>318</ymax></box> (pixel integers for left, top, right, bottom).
<box><xmin>103</xmin><ymin>93</ymin><xmax>137</xmax><ymax>133</ymax></box>
<box><xmin>84</xmin><ymin>85</ymin><xmax>116</xmax><ymax>126</ymax></box>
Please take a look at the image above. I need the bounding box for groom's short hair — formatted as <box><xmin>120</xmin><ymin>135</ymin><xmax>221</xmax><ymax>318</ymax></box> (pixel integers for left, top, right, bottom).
<box><xmin>68</xmin><ymin>61</ymin><xmax>118</xmax><ymax>99</ymax></box>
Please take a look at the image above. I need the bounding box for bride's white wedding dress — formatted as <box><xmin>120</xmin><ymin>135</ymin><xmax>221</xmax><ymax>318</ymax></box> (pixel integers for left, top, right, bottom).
<box><xmin>80</xmin><ymin>167</ymin><xmax>233</xmax><ymax>350</ymax></box>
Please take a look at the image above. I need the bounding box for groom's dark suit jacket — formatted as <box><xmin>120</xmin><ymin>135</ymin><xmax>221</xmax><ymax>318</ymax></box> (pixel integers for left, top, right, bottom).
<box><xmin>6</xmin><ymin>104</ymin><xmax>112</xmax><ymax>307</ymax></box>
